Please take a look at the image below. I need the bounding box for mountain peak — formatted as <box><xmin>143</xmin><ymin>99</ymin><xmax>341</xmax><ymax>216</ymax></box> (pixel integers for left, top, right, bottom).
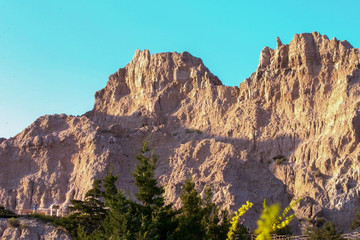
<box><xmin>1</xmin><ymin>33</ymin><xmax>360</xmax><ymax>233</ymax></box>
<box><xmin>91</xmin><ymin>49</ymin><xmax>222</xmax><ymax>116</ymax></box>
<box><xmin>257</xmin><ymin>32</ymin><xmax>356</xmax><ymax>74</ymax></box>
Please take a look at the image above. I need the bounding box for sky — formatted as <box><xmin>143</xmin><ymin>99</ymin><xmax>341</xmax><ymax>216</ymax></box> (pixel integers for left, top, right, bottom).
<box><xmin>0</xmin><ymin>0</ymin><xmax>359</xmax><ymax>138</ymax></box>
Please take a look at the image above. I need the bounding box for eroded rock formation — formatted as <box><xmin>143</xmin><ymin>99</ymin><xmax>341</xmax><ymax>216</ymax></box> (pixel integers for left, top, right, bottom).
<box><xmin>0</xmin><ymin>218</ymin><xmax>71</xmax><ymax>240</ymax></box>
<box><xmin>0</xmin><ymin>32</ymin><xmax>359</xmax><ymax>232</ymax></box>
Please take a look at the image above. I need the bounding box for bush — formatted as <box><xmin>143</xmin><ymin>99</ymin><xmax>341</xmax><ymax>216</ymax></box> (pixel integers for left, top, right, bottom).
<box><xmin>185</xmin><ymin>128</ymin><xmax>202</xmax><ymax>134</ymax></box>
<box><xmin>20</xmin><ymin>223</ymin><xmax>27</xmax><ymax>230</ymax></box>
<box><xmin>8</xmin><ymin>217</ymin><xmax>20</xmax><ymax>227</ymax></box>
<box><xmin>0</xmin><ymin>205</ymin><xmax>16</xmax><ymax>217</ymax></box>
<box><xmin>306</xmin><ymin>221</ymin><xmax>344</xmax><ymax>240</ymax></box>
<box><xmin>314</xmin><ymin>169</ymin><xmax>322</xmax><ymax>178</ymax></box>
<box><xmin>275</xmin><ymin>158</ymin><xmax>285</xmax><ymax>165</ymax></box>
<box><xmin>273</xmin><ymin>155</ymin><xmax>287</xmax><ymax>165</ymax></box>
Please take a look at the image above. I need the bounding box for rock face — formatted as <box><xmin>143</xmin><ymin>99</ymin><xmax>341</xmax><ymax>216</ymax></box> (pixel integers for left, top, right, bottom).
<box><xmin>0</xmin><ymin>32</ymin><xmax>359</xmax><ymax>232</ymax></box>
<box><xmin>0</xmin><ymin>218</ymin><xmax>71</xmax><ymax>240</ymax></box>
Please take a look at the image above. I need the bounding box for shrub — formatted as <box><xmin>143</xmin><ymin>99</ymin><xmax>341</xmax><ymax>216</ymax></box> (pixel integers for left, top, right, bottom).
<box><xmin>273</xmin><ymin>155</ymin><xmax>287</xmax><ymax>165</ymax></box>
<box><xmin>254</xmin><ymin>198</ymin><xmax>301</xmax><ymax>240</ymax></box>
<box><xmin>20</xmin><ymin>223</ymin><xmax>27</xmax><ymax>230</ymax></box>
<box><xmin>227</xmin><ymin>201</ymin><xmax>253</xmax><ymax>240</ymax></box>
<box><xmin>275</xmin><ymin>159</ymin><xmax>285</xmax><ymax>165</ymax></box>
<box><xmin>314</xmin><ymin>169</ymin><xmax>322</xmax><ymax>178</ymax></box>
<box><xmin>29</xmin><ymin>213</ymin><xmax>56</xmax><ymax>223</ymax></box>
<box><xmin>185</xmin><ymin>128</ymin><xmax>202</xmax><ymax>134</ymax></box>
<box><xmin>8</xmin><ymin>217</ymin><xmax>20</xmax><ymax>227</ymax></box>
<box><xmin>306</xmin><ymin>221</ymin><xmax>344</xmax><ymax>240</ymax></box>
<box><xmin>0</xmin><ymin>205</ymin><xmax>16</xmax><ymax>217</ymax></box>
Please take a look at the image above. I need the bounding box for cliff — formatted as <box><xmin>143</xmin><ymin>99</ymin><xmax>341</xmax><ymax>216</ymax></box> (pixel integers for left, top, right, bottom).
<box><xmin>0</xmin><ymin>32</ymin><xmax>359</xmax><ymax>232</ymax></box>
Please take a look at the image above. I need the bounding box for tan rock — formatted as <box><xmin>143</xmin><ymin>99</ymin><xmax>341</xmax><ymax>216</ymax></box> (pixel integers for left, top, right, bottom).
<box><xmin>0</xmin><ymin>32</ymin><xmax>360</xmax><ymax>232</ymax></box>
<box><xmin>0</xmin><ymin>218</ymin><xmax>71</xmax><ymax>240</ymax></box>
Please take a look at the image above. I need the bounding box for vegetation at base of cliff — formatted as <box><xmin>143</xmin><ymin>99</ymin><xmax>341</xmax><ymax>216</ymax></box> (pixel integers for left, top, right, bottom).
<box><xmin>306</xmin><ymin>221</ymin><xmax>344</xmax><ymax>240</ymax></box>
<box><xmin>7</xmin><ymin>217</ymin><xmax>20</xmax><ymax>227</ymax></box>
<box><xmin>253</xmin><ymin>198</ymin><xmax>301</xmax><ymax>240</ymax></box>
<box><xmin>0</xmin><ymin>205</ymin><xmax>16</xmax><ymax>217</ymax></box>
<box><xmin>22</xmin><ymin>139</ymin><xmax>357</xmax><ymax>239</ymax></box>
<box><xmin>273</xmin><ymin>155</ymin><xmax>287</xmax><ymax>165</ymax></box>
<box><xmin>227</xmin><ymin>201</ymin><xmax>253</xmax><ymax>240</ymax></box>
<box><xmin>185</xmin><ymin>128</ymin><xmax>203</xmax><ymax>134</ymax></box>
<box><xmin>55</xmin><ymin>139</ymin><xmax>231</xmax><ymax>240</ymax></box>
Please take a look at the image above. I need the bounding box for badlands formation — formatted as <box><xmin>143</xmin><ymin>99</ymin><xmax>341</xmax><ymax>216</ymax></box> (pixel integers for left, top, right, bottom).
<box><xmin>0</xmin><ymin>32</ymin><xmax>359</xmax><ymax>232</ymax></box>
<box><xmin>0</xmin><ymin>218</ymin><xmax>71</xmax><ymax>239</ymax></box>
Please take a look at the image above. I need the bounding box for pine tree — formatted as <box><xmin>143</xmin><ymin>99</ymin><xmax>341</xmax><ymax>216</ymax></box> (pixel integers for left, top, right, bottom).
<box><xmin>62</xmin><ymin>179</ymin><xmax>107</xmax><ymax>237</ymax></box>
<box><xmin>174</xmin><ymin>178</ymin><xmax>231</xmax><ymax>240</ymax></box>
<box><xmin>131</xmin><ymin>139</ymin><xmax>176</xmax><ymax>239</ymax></box>
<box><xmin>202</xmin><ymin>185</ymin><xmax>231</xmax><ymax>240</ymax></box>
<box><xmin>174</xmin><ymin>177</ymin><xmax>205</xmax><ymax>239</ymax></box>
<box><xmin>131</xmin><ymin>140</ymin><xmax>164</xmax><ymax>207</ymax></box>
<box><xmin>97</xmin><ymin>170</ymin><xmax>135</xmax><ymax>239</ymax></box>
<box><xmin>92</xmin><ymin>140</ymin><xmax>177</xmax><ymax>240</ymax></box>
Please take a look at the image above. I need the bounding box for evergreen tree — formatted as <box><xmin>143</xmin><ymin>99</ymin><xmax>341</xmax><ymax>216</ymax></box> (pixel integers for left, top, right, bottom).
<box><xmin>97</xmin><ymin>170</ymin><xmax>135</xmax><ymax>240</ymax></box>
<box><xmin>92</xmin><ymin>140</ymin><xmax>177</xmax><ymax>240</ymax></box>
<box><xmin>174</xmin><ymin>177</ymin><xmax>205</xmax><ymax>239</ymax></box>
<box><xmin>130</xmin><ymin>139</ymin><xmax>177</xmax><ymax>239</ymax></box>
<box><xmin>60</xmin><ymin>179</ymin><xmax>107</xmax><ymax>237</ymax></box>
<box><xmin>202</xmin><ymin>185</ymin><xmax>231</xmax><ymax>240</ymax></box>
<box><xmin>59</xmin><ymin>139</ymin><xmax>231</xmax><ymax>240</ymax></box>
<box><xmin>174</xmin><ymin>178</ymin><xmax>230</xmax><ymax>240</ymax></box>
<box><xmin>131</xmin><ymin>140</ymin><xmax>164</xmax><ymax>207</ymax></box>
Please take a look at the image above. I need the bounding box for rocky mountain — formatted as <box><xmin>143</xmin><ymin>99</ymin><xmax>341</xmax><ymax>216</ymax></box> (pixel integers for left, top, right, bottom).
<box><xmin>0</xmin><ymin>32</ymin><xmax>359</xmax><ymax>232</ymax></box>
<box><xmin>0</xmin><ymin>218</ymin><xmax>71</xmax><ymax>239</ymax></box>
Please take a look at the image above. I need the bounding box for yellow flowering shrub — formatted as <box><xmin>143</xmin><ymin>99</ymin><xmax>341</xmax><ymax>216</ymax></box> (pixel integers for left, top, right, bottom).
<box><xmin>226</xmin><ymin>201</ymin><xmax>253</xmax><ymax>240</ymax></box>
<box><xmin>254</xmin><ymin>198</ymin><xmax>302</xmax><ymax>240</ymax></box>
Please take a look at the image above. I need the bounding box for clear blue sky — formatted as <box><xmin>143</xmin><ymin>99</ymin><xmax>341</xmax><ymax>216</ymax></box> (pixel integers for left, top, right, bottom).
<box><xmin>0</xmin><ymin>0</ymin><xmax>359</xmax><ymax>138</ymax></box>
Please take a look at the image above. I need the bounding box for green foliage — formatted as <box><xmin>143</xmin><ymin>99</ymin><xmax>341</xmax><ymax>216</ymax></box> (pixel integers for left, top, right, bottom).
<box><xmin>306</xmin><ymin>221</ymin><xmax>344</xmax><ymax>240</ymax></box>
<box><xmin>0</xmin><ymin>205</ymin><xmax>16</xmax><ymax>217</ymax></box>
<box><xmin>185</xmin><ymin>128</ymin><xmax>203</xmax><ymax>134</ymax></box>
<box><xmin>255</xmin><ymin>200</ymin><xmax>281</xmax><ymax>240</ymax></box>
<box><xmin>273</xmin><ymin>155</ymin><xmax>287</xmax><ymax>165</ymax></box>
<box><xmin>85</xmin><ymin>140</ymin><xmax>178</xmax><ymax>240</ymax></box>
<box><xmin>227</xmin><ymin>201</ymin><xmax>253</xmax><ymax>240</ymax></box>
<box><xmin>20</xmin><ymin>223</ymin><xmax>27</xmax><ymax>230</ymax></box>
<box><xmin>29</xmin><ymin>213</ymin><xmax>55</xmax><ymax>222</ymax></box>
<box><xmin>273</xmin><ymin>198</ymin><xmax>301</xmax><ymax>231</ymax></box>
<box><xmin>8</xmin><ymin>217</ymin><xmax>20</xmax><ymax>227</ymax></box>
<box><xmin>350</xmin><ymin>206</ymin><xmax>360</xmax><ymax>231</ymax></box>
<box><xmin>233</xmin><ymin>224</ymin><xmax>251</xmax><ymax>240</ymax></box>
<box><xmin>66</xmin><ymin>179</ymin><xmax>107</xmax><ymax>236</ymax></box>
<box><xmin>131</xmin><ymin>140</ymin><xmax>164</xmax><ymax>207</ymax></box>
<box><xmin>313</xmin><ymin>169</ymin><xmax>322</xmax><ymax>178</ymax></box>
<box><xmin>175</xmin><ymin>177</ymin><xmax>205</xmax><ymax>239</ymax></box>
<box><xmin>202</xmin><ymin>186</ymin><xmax>231</xmax><ymax>240</ymax></box>
<box><xmin>174</xmin><ymin>178</ymin><xmax>230</xmax><ymax>240</ymax></box>
<box><xmin>274</xmin><ymin>225</ymin><xmax>292</xmax><ymax>236</ymax></box>
<box><xmin>254</xmin><ymin>199</ymin><xmax>301</xmax><ymax>240</ymax></box>
<box><xmin>28</xmin><ymin>180</ymin><xmax>108</xmax><ymax>238</ymax></box>
<box><xmin>27</xmin><ymin>139</ymin><xmax>246</xmax><ymax>240</ymax></box>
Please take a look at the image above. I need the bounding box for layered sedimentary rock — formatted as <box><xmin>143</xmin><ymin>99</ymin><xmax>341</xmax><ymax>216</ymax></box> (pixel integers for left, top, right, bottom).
<box><xmin>0</xmin><ymin>32</ymin><xmax>359</xmax><ymax>232</ymax></box>
<box><xmin>0</xmin><ymin>218</ymin><xmax>71</xmax><ymax>240</ymax></box>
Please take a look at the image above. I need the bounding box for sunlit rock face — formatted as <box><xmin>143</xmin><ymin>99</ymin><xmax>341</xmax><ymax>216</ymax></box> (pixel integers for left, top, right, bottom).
<box><xmin>1</xmin><ymin>32</ymin><xmax>359</xmax><ymax>232</ymax></box>
<box><xmin>0</xmin><ymin>218</ymin><xmax>72</xmax><ymax>239</ymax></box>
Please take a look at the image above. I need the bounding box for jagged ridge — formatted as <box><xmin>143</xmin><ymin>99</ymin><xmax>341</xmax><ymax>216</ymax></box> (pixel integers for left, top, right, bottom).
<box><xmin>0</xmin><ymin>32</ymin><xmax>359</xmax><ymax>233</ymax></box>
